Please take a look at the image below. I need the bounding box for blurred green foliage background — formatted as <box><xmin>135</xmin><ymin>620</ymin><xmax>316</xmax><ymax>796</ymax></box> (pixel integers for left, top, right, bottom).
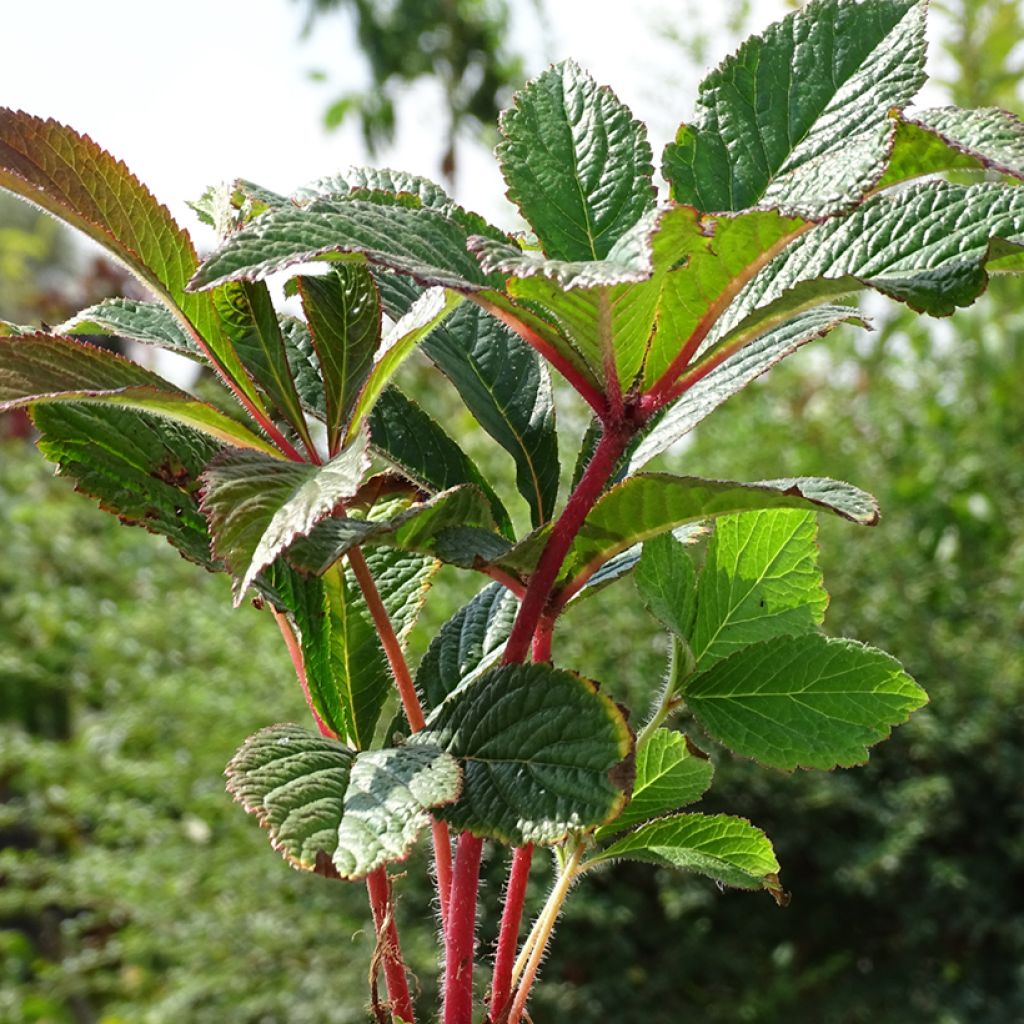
<box><xmin>2</xmin><ymin>1</ymin><xmax>1023</xmax><ymax>1021</ymax></box>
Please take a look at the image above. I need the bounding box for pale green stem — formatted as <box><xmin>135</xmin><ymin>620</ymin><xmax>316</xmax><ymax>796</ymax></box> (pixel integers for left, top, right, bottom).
<box><xmin>635</xmin><ymin>635</ymin><xmax>696</xmax><ymax>750</ymax></box>
<box><xmin>507</xmin><ymin>843</ymin><xmax>585</xmax><ymax>1024</ymax></box>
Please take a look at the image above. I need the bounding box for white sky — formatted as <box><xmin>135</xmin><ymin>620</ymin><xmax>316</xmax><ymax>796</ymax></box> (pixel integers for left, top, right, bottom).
<box><xmin>1</xmin><ymin>0</ymin><xmax>790</xmax><ymax>239</ymax></box>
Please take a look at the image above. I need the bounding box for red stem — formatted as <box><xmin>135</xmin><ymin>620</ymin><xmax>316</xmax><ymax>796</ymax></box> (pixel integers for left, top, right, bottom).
<box><xmin>470</xmin><ymin>296</ymin><xmax>607</xmax><ymax>417</ymax></box>
<box><xmin>367</xmin><ymin>866</ymin><xmax>416</xmax><ymax>1024</ymax></box>
<box><xmin>444</xmin><ymin>833</ymin><xmax>485</xmax><ymax>1024</ymax></box>
<box><xmin>503</xmin><ymin>424</ymin><xmax>631</xmax><ymax>664</ymax></box>
<box><xmin>489</xmin><ymin>845</ymin><xmax>535</xmax><ymax>1023</ymax></box>
<box><xmin>347</xmin><ymin>546</ymin><xmax>453</xmax><ymax>929</ymax></box>
<box><xmin>274</xmin><ymin>611</ymin><xmax>414</xmax><ymax>1018</ymax></box>
<box><xmin>273</xmin><ymin>609</ymin><xmax>336</xmax><ymax>739</ymax></box>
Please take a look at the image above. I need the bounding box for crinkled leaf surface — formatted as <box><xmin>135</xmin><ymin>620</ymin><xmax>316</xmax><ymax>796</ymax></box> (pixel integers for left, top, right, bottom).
<box><xmin>32</xmin><ymin>403</ymin><xmax>221</xmax><ymax>569</ymax></box>
<box><xmin>415</xmin><ymin>582</ymin><xmax>520</xmax><ymax>710</ymax></box>
<box><xmin>662</xmin><ymin>0</ymin><xmax>927</xmax><ymax>214</ymax></box>
<box><xmin>368</xmin><ymin>386</ymin><xmax>513</xmax><ymax>537</ymax></box>
<box><xmin>683</xmin><ymin>634</ymin><xmax>927</xmax><ymax>770</ymax></box>
<box><xmin>0</xmin><ymin>333</ymin><xmax>276</xmax><ymax>454</ymax></box>
<box><xmin>590</xmin><ymin>812</ymin><xmax>781</xmax><ymax>894</ymax></box>
<box><xmin>411</xmin><ymin>663</ymin><xmax>633</xmax><ymax>845</ymax></box>
<box><xmin>58</xmin><ymin>298</ymin><xmax>199</xmax><ymax>359</ymax></box>
<box><xmin>200</xmin><ymin>433</ymin><xmax>370</xmax><ymax>602</ymax></box>
<box><xmin>286</xmin><ymin>484</ymin><xmax>503</xmax><ymax>575</ymax></box>
<box><xmin>877</xmin><ymin>107</ymin><xmax>1024</xmax><ymax>189</ymax></box>
<box><xmin>225</xmin><ymin>723</ymin><xmax>460</xmax><ymax>879</ymax></box>
<box><xmin>497</xmin><ymin>60</ymin><xmax>656</xmax><ymax>262</ymax></box>
<box><xmin>691</xmin><ymin>510</ymin><xmax>827</xmax><ymax>670</ymax></box>
<box><xmin>629</xmin><ymin>306</ymin><xmax>866</xmax><ymax>472</ymax></box>
<box><xmin>498</xmin><ymin>474</ymin><xmax>878</xmax><ymax>583</ymax></box>
<box><xmin>190</xmin><ymin>196</ymin><xmax>507</xmax><ymax>293</ymax></box>
<box><xmin>729</xmin><ymin>183</ymin><xmax>1024</xmax><ymax>330</ymax></box>
<box><xmin>297</xmin><ymin>264</ymin><xmax>382</xmax><ymax>452</ymax></box>
<box><xmin>595</xmin><ymin>730</ymin><xmax>713</xmax><ymax>840</ymax></box>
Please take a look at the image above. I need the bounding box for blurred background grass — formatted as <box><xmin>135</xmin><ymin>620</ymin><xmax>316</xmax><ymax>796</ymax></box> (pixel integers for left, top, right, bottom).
<box><xmin>2</xmin><ymin>1</ymin><xmax>1023</xmax><ymax>1021</ymax></box>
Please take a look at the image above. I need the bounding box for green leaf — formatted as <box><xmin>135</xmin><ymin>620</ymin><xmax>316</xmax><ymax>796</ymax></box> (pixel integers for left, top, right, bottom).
<box><xmin>287</xmin><ymin>484</ymin><xmax>504</xmax><ymax>575</ymax></box>
<box><xmin>415</xmin><ymin>583</ymin><xmax>520</xmax><ymax>710</ymax></box>
<box><xmin>189</xmin><ymin>196</ymin><xmax>505</xmax><ymax>294</ymax></box>
<box><xmin>635</xmin><ymin>533</ymin><xmax>698</xmax><ymax>640</ymax></box>
<box><xmin>683</xmin><ymin>635</ymin><xmax>927</xmax><ymax>770</ymax></box>
<box><xmin>691</xmin><ymin>510</ymin><xmax>827</xmax><ymax>670</ymax></box>
<box><xmin>225</xmin><ymin>723</ymin><xmax>460</xmax><ymax>879</ymax></box>
<box><xmin>479</xmin><ymin>207</ymin><xmax>708</xmax><ymax>388</ymax></box>
<box><xmin>662</xmin><ymin>0</ymin><xmax>926</xmax><ymax>214</ymax></box>
<box><xmin>344</xmin><ymin>285</ymin><xmax>464</xmax><ymax>443</ymax></box>
<box><xmin>31</xmin><ymin>403</ymin><xmax>221</xmax><ymax>569</ymax></box>
<box><xmin>376</xmin><ymin>277</ymin><xmax>560</xmax><ymax>527</ymax></box>
<box><xmin>213</xmin><ymin>282</ymin><xmax>315</xmax><ymax>449</ymax></box>
<box><xmin>0</xmin><ymin>109</ymin><xmax>265</xmax><ymax>412</ymax></box>
<box><xmin>595</xmin><ymin>730</ymin><xmax>713</xmax><ymax>840</ymax></box>
<box><xmin>297</xmin><ymin>264</ymin><xmax>382</xmax><ymax>453</ymax></box>
<box><xmin>877</xmin><ymin>107</ymin><xmax>1024</xmax><ymax>190</ymax></box>
<box><xmin>286</xmin><ymin>567</ymin><xmax>382</xmax><ymax>747</ymax></box>
<box><xmin>368</xmin><ymin>387</ymin><xmax>513</xmax><ymax>537</ymax></box>
<box><xmin>57</xmin><ymin>298</ymin><xmax>199</xmax><ymax>359</ymax></box>
<box><xmin>589</xmin><ymin>812</ymin><xmax>781</xmax><ymax>895</ymax></box>
<box><xmin>411</xmin><ymin>663</ymin><xmax>633</xmax><ymax>845</ymax></box>
<box><xmin>200</xmin><ymin>433</ymin><xmax>370</xmax><ymax>602</ymax></box>
<box><xmin>497</xmin><ymin>60</ymin><xmax>655</xmax><ymax>261</ymax></box>
<box><xmin>0</xmin><ymin>333</ymin><xmax>278</xmax><ymax>455</ymax></box>
<box><xmin>642</xmin><ymin>210</ymin><xmax>810</xmax><ymax>388</ymax></box>
<box><xmin>295</xmin><ymin>166</ymin><xmax>453</xmax><ymax>209</ymax></box>
<box><xmin>731</xmin><ymin>182</ymin><xmax>1024</xmax><ymax>326</ymax></box>
<box><xmin>280</xmin><ymin>315</ymin><xmax>325</xmax><ymax>418</ymax></box>
<box><xmin>628</xmin><ymin>306</ymin><xmax>866</xmax><ymax>472</ymax></box>
<box><xmin>499</xmin><ymin>474</ymin><xmax>878</xmax><ymax>583</ymax></box>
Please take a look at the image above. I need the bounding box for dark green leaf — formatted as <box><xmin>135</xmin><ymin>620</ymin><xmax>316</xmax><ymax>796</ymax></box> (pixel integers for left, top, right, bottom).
<box><xmin>497</xmin><ymin>60</ymin><xmax>655</xmax><ymax>261</ymax></box>
<box><xmin>297</xmin><ymin>264</ymin><xmax>382</xmax><ymax>453</ymax></box>
<box><xmin>663</xmin><ymin>0</ymin><xmax>926</xmax><ymax>214</ymax></box>
<box><xmin>225</xmin><ymin>723</ymin><xmax>460</xmax><ymax>879</ymax></box>
<box><xmin>57</xmin><ymin>298</ymin><xmax>199</xmax><ymax>359</ymax></box>
<box><xmin>415</xmin><ymin>583</ymin><xmax>520</xmax><ymax>710</ymax></box>
<box><xmin>189</xmin><ymin>196</ymin><xmax>505</xmax><ymax>293</ymax></box>
<box><xmin>499</xmin><ymin>474</ymin><xmax>878</xmax><ymax>582</ymax></box>
<box><xmin>683</xmin><ymin>635</ymin><xmax>927</xmax><ymax>770</ymax></box>
<box><xmin>0</xmin><ymin>333</ymin><xmax>277</xmax><ymax>454</ymax></box>
<box><xmin>31</xmin><ymin>403</ymin><xmax>220</xmax><ymax>569</ymax></box>
<box><xmin>411</xmin><ymin>663</ymin><xmax>633</xmax><ymax>845</ymax></box>
<box><xmin>368</xmin><ymin>387</ymin><xmax>513</xmax><ymax>537</ymax></box>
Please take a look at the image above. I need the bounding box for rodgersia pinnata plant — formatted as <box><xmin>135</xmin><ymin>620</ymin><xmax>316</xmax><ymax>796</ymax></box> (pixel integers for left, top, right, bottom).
<box><xmin>3</xmin><ymin>0</ymin><xmax>1024</xmax><ymax>1020</ymax></box>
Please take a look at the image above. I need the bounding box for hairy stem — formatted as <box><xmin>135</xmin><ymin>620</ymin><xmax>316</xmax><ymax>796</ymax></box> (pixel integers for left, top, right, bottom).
<box><xmin>366</xmin><ymin>867</ymin><xmax>416</xmax><ymax>1024</ymax></box>
<box><xmin>489</xmin><ymin>845</ymin><xmax>535</xmax><ymax>1023</ymax></box>
<box><xmin>507</xmin><ymin>844</ymin><xmax>585</xmax><ymax>1024</ymax></box>
<box><xmin>503</xmin><ymin>424</ymin><xmax>632</xmax><ymax>664</ymax></box>
<box><xmin>444</xmin><ymin>833</ymin><xmax>485</xmax><ymax>1024</ymax></box>
<box><xmin>346</xmin><ymin>546</ymin><xmax>453</xmax><ymax>929</ymax></box>
<box><xmin>635</xmin><ymin>635</ymin><xmax>694</xmax><ymax>749</ymax></box>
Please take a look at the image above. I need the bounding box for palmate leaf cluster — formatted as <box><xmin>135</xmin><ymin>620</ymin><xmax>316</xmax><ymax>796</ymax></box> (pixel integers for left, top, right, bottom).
<box><xmin>1</xmin><ymin>0</ymin><xmax>1023</xmax><ymax>936</ymax></box>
